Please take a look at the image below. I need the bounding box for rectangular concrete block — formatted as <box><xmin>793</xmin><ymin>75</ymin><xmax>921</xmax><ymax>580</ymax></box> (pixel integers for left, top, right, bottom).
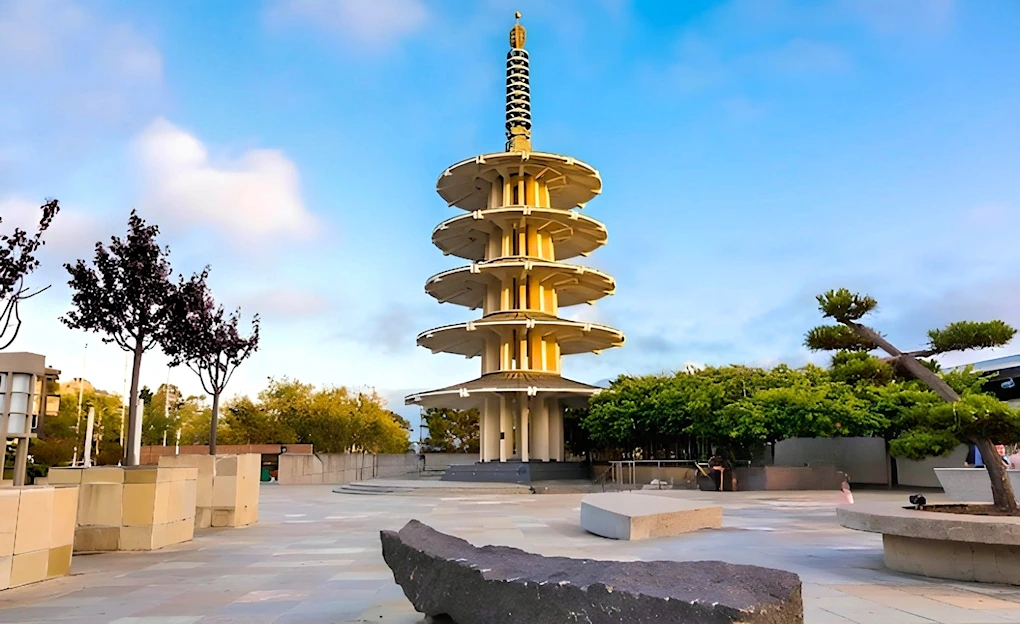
<box><xmin>119</xmin><ymin>526</ymin><xmax>154</xmax><ymax>551</ymax></box>
<box><xmin>211</xmin><ymin>508</ymin><xmax>234</xmax><ymax>528</ymax></box>
<box><xmin>47</xmin><ymin>544</ymin><xmax>73</xmax><ymax>578</ymax></box>
<box><xmin>74</xmin><ymin>526</ymin><xmax>120</xmax><ymax>552</ymax></box>
<box><xmin>82</xmin><ymin>467</ymin><xmax>124</xmax><ymax>484</ymax></box>
<box><xmin>181</xmin><ymin>478</ymin><xmax>197</xmax><ymax>521</ymax></box>
<box><xmin>50</xmin><ymin>486</ymin><xmax>79</xmax><ymax>548</ymax></box>
<box><xmin>9</xmin><ymin>549</ymin><xmax>48</xmax><ymax>588</ymax></box>
<box><xmin>212</xmin><ymin>476</ymin><xmax>238</xmax><ymax>508</ymax></box>
<box><xmin>580</xmin><ymin>492</ymin><xmax>723</xmax><ymax>541</ymax></box>
<box><xmin>0</xmin><ymin>489</ymin><xmax>19</xmax><ymax>557</ymax></box>
<box><xmin>77</xmin><ymin>482</ymin><xmax>123</xmax><ymax>527</ymax></box>
<box><xmin>122</xmin><ymin>483</ymin><xmax>156</xmax><ymax>525</ymax></box>
<box><xmin>14</xmin><ymin>488</ymin><xmax>53</xmax><ymax>555</ymax></box>
<box><xmin>195</xmin><ymin>507</ymin><xmax>213</xmax><ymax>529</ymax></box>
<box><xmin>0</xmin><ymin>555</ymin><xmax>10</xmax><ymax>590</ymax></box>
<box><xmin>45</xmin><ymin>468</ymin><xmax>82</xmax><ymax>485</ymax></box>
<box><xmin>154</xmin><ymin>481</ymin><xmax>172</xmax><ymax>524</ymax></box>
<box><xmin>123</xmin><ymin>467</ymin><xmax>158</xmax><ymax>484</ymax></box>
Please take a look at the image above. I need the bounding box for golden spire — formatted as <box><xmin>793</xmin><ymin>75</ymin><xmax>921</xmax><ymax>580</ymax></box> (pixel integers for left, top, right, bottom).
<box><xmin>510</xmin><ymin>11</ymin><xmax>526</xmax><ymax>49</ymax></box>
<box><xmin>505</xmin><ymin>12</ymin><xmax>532</xmax><ymax>153</ymax></box>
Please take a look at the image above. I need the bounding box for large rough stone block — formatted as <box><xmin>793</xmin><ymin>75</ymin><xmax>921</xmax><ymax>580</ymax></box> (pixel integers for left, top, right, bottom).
<box><xmin>381</xmin><ymin>520</ymin><xmax>803</xmax><ymax>624</ymax></box>
<box><xmin>580</xmin><ymin>492</ymin><xmax>722</xmax><ymax>540</ymax></box>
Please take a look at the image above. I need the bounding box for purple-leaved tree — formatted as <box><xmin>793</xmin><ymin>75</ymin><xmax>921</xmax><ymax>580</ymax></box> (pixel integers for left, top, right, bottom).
<box><xmin>164</xmin><ymin>268</ymin><xmax>260</xmax><ymax>455</ymax></box>
<box><xmin>62</xmin><ymin>211</ymin><xmax>179</xmax><ymax>465</ymax></box>
<box><xmin>0</xmin><ymin>199</ymin><xmax>60</xmax><ymax>350</ymax></box>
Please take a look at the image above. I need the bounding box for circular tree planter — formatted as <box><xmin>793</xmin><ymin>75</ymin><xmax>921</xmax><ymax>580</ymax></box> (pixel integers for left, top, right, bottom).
<box><xmin>838</xmin><ymin>502</ymin><xmax>1020</xmax><ymax>585</ymax></box>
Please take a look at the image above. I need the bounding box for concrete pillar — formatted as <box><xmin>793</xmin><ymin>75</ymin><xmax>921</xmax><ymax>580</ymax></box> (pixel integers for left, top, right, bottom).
<box><xmin>13</xmin><ymin>438</ymin><xmax>29</xmax><ymax>486</ymax></box>
<box><xmin>534</xmin><ymin>397</ymin><xmax>550</xmax><ymax>460</ymax></box>
<box><xmin>499</xmin><ymin>396</ymin><xmax>508</xmax><ymax>462</ymax></box>
<box><xmin>485</xmin><ymin>398</ymin><xmax>500</xmax><ymax>462</ymax></box>
<box><xmin>478</xmin><ymin>402</ymin><xmax>485</xmax><ymax>462</ymax></box>
<box><xmin>549</xmin><ymin>402</ymin><xmax>563</xmax><ymax>461</ymax></box>
<box><xmin>521</xmin><ymin>399</ymin><xmax>530</xmax><ymax>463</ymax></box>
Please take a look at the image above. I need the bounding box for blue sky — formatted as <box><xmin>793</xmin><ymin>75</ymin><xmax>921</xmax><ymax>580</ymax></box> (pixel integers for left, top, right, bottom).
<box><xmin>1</xmin><ymin>0</ymin><xmax>1018</xmax><ymax>432</ymax></box>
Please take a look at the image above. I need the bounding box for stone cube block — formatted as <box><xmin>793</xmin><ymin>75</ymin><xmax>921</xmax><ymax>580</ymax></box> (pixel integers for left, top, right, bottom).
<box><xmin>580</xmin><ymin>492</ymin><xmax>722</xmax><ymax>541</ymax></box>
<box><xmin>211</xmin><ymin>509</ymin><xmax>234</xmax><ymax>527</ymax></box>
<box><xmin>212</xmin><ymin>476</ymin><xmax>238</xmax><ymax>508</ymax></box>
<box><xmin>0</xmin><ymin>555</ymin><xmax>10</xmax><ymax>590</ymax></box>
<box><xmin>215</xmin><ymin>455</ymin><xmax>239</xmax><ymax>476</ymax></box>
<box><xmin>74</xmin><ymin>526</ymin><xmax>120</xmax><ymax>552</ymax></box>
<box><xmin>0</xmin><ymin>489</ymin><xmax>19</xmax><ymax>557</ymax></box>
<box><xmin>47</xmin><ymin>544</ymin><xmax>73</xmax><ymax>578</ymax></box>
<box><xmin>122</xmin><ymin>483</ymin><xmax>157</xmax><ymax>525</ymax></box>
<box><xmin>14</xmin><ymin>488</ymin><xmax>53</xmax><ymax>555</ymax></box>
<box><xmin>78</xmin><ymin>482</ymin><xmax>123</xmax><ymax>527</ymax></box>
<box><xmin>9</xmin><ymin>549</ymin><xmax>48</xmax><ymax>588</ymax></box>
<box><xmin>195</xmin><ymin>507</ymin><xmax>213</xmax><ymax>529</ymax></box>
<box><xmin>82</xmin><ymin>467</ymin><xmax>124</xmax><ymax>484</ymax></box>
<box><xmin>45</xmin><ymin>468</ymin><xmax>82</xmax><ymax>485</ymax></box>
<box><xmin>153</xmin><ymin>481</ymin><xmax>172</xmax><ymax>524</ymax></box>
<box><xmin>123</xmin><ymin>467</ymin><xmax>159</xmax><ymax>484</ymax></box>
<box><xmin>119</xmin><ymin>526</ymin><xmax>154</xmax><ymax>551</ymax></box>
<box><xmin>50</xmin><ymin>486</ymin><xmax>79</xmax><ymax>547</ymax></box>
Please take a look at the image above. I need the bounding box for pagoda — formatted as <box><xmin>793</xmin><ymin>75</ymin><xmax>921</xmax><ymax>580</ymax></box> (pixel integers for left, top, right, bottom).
<box><xmin>406</xmin><ymin>13</ymin><xmax>624</xmax><ymax>468</ymax></box>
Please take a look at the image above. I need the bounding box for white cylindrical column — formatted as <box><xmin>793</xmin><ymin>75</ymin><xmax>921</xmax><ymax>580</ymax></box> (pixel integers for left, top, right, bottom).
<box><xmin>533</xmin><ymin>399</ymin><xmax>550</xmax><ymax>461</ymax></box>
<box><xmin>549</xmin><ymin>401</ymin><xmax>563</xmax><ymax>461</ymax></box>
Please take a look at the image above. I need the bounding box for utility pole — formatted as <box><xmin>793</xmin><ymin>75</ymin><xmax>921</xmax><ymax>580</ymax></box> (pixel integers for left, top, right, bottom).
<box><xmin>71</xmin><ymin>344</ymin><xmax>87</xmax><ymax>466</ymax></box>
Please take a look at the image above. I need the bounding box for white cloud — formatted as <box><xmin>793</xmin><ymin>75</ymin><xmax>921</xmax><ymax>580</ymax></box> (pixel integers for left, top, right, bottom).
<box><xmin>0</xmin><ymin>195</ymin><xmax>109</xmax><ymax>263</ymax></box>
<box><xmin>0</xmin><ymin>0</ymin><xmax>162</xmax><ymax>159</ymax></box>
<box><xmin>264</xmin><ymin>0</ymin><xmax>428</xmax><ymax>48</ymax></box>
<box><xmin>133</xmin><ymin>118</ymin><xmax>316</xmax><ymax>243</ymax></box>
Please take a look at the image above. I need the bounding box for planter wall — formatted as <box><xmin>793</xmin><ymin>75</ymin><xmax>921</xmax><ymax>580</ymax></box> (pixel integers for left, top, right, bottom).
<box><xmin>0</xmin><ymin>485</ymin><xmax>78</xmax><ymax>591</ymax></box>
<box><xmin>734</xmin><ymin>465</ymin><xmax>846</xmax><ymax>491</ymax></box>
<box><xmin>158</xmin><ymin>454</ymin><xmax>259</xmax><ymax>528</ymax></box>
<box><xmin>934</xmin><ymin>467</ymin><xmax>1020</xmax><ymax>503</ymax></box>
<box><xmin>277</xmin><ymin>453</ymin><xmax>418</xmax><ymax>485</ymax></box>
<box><xmin>48</xmin><ymin>466</ymin><xmax>197</xmax><ymax>552</ymax></box>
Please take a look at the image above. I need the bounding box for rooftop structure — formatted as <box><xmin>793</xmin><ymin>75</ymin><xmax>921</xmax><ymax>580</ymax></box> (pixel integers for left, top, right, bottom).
<box><xmin>406</xmin><ymin>13</ymin><xmax>624</xmax><ymax>463</ymax></box>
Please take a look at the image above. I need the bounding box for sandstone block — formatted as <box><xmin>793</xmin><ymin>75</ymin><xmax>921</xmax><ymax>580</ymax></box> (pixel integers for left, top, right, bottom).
<box><xmin>14</xmin><ymin>488</ymin><xmax>53</xmax><ymax>555</ymax></box>
<box><xmin>74</xmin><ymin>526</ymin><xmax>120</xmax><ymax>552</ymax></box>
<box><xmin>50</xmin><ymin>486</ymin><xmax>79</xmax><ymax>547</ymax></box>
<box><xmin>47</xmin><ymin>544</ymin><xmax>73</xmax><ymax>578</ymax></box>
<box><xmin>78</xmin><ymin>482</ymin><xmax>123</xmax><ymax>527</ymax></box>
<box><xmin>0</xmin><ymin>556</ymin><xmax>11</xmax><ymax>590</ymax></box>
<box><xmin>122</xmin><ymin>483</ymin><xmax>157</xmax><ymax>525</ymax></box>
<box><xmin>0</xmin><ymin>489</ymin><xmax>19</xmax><ymax>557</ymax></box>
<box><xmin>81</xmin><ymin>467</ymin><xmax>124</xmax><ymax>484</ymax></box>
<box><xmin>9</xmin><ymin>550</ymin><xmax>48</xmax><ymax>588</ymax></box>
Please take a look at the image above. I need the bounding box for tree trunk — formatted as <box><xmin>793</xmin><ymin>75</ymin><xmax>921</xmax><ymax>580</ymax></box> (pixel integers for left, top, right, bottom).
<box><xmin>847</xmin><ymin>322</ymin><xmax>961</xmax><ymax>402</ymax></box>
<box><xmin>973</xmin><ymin>437</ymin><xmax>1019</xmax><ymax>513</ymax></box>
<box><xmin>209</xmin><ymin>391</ymin><xmax>220</xmax><ymax>456</ymax></box>
<box><xmin>124</xmin><ymin>337</ymin><xmax>145</xmax><ymax>466</ymax></box>
<box><xmin>848</xmin><ymin>321</ymin><xmax>1020</xmax><ymax>512</ymax></box>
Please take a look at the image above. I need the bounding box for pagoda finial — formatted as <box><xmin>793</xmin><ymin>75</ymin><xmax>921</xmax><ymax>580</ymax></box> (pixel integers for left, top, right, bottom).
<box><xmin>505</xmin><ymin>12</ymin><xmax>532</xmax><ymax>152</ymax></box>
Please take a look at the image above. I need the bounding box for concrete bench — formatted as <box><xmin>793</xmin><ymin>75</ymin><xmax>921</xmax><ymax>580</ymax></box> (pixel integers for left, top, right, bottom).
<box><xmin>838</xmin><ymin>502</ymin><xmax>1020</xmax><ymax>585</ymax></box>
<box><xmin>580</xmin><ymin>491</ymin><xmax>722</xmax><ymax>540</ymax></box>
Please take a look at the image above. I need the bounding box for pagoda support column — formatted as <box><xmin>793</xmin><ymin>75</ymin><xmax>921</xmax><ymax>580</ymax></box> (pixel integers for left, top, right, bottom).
<box><xmin>499</xmin><ymin>396</ymin><xmax>509</xmax><ymax>462</ymax></box>
<box><xmin>521</xmin><ymin>399</ymin><xmax>530</xmax><ymax>462</ymax></box>
<box><xmin>533</xmin><ymin>399</ymin><xmax>549</xmax><ymax>461</ymax></box>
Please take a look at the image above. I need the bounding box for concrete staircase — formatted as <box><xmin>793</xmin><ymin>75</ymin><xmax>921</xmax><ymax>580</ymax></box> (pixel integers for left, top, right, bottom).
<box><xmin>333</xmin><ymin>479</ymin><xmax>533</xmax><ymax>496</ymax></box>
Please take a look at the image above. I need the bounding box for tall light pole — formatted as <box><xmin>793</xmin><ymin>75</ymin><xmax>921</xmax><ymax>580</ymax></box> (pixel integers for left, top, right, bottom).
<box><xmin>71</xmin><ymin>343</ymin><xmax>87</xmax><ymax>466</ymax></box>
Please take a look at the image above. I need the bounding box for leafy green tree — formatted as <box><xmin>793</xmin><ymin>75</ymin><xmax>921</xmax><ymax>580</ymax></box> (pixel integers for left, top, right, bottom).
<box><xmin>806</xmin><ymin>287</ymin><xmax>1020</xmax><ymax>513</ymax></box>
<box><xmin>219</xmin><ymin>396</ymin><xmax>296</xmax><ymax>445</ymax></box>
<box><xmin>421</xmin><ymin>408</ymin><xmax>479</xmax><ymax>453</ymax></box>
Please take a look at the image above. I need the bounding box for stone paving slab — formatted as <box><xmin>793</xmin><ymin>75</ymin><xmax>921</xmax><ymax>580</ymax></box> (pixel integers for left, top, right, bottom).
<box><xmin>0</xmin><ymin>486</ymin><xmax>1018</xmax><ymax>623</ymax></box>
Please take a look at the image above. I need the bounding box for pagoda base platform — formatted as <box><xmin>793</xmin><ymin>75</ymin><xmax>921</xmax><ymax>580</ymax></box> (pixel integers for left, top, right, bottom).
<box><xmin>441</xmin><ymin>460</ymin><xmax>589</xmax><ymax>484</ymax></box>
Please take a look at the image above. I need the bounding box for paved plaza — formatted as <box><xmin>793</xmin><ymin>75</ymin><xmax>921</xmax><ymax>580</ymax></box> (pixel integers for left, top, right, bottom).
<box><xmin>2</xmin><ymin>485</ymin><xmax>1020</xmax><ymax>623</ymax></box>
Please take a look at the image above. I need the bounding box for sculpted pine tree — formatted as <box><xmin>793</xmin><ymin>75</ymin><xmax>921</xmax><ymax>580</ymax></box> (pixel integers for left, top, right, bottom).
<box><xmin>806</xmin><ymin>288</ymin><xmax>1020</xmax><ymax>513</ymax></box>
<box><xmin>0</xmin><ymin>199</ymin><xmax>60</xmax><ymax>350</ymax></box>
<box><xmin>164</xmin><ymin>269</ymin><xmax>259</xmax><ymax>455</ymax></box>
<box><xmin>62</xmin><ymin>211</ymin><xmax>178</xmax><ymax>465</ymax></box>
